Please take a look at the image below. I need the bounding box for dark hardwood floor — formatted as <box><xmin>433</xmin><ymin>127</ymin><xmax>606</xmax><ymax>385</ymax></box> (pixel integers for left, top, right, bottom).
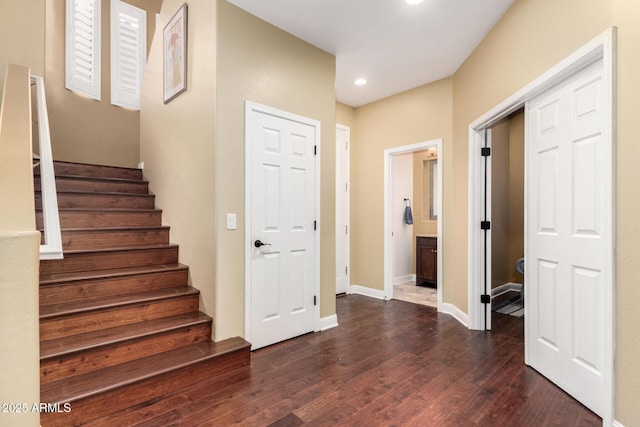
<box><xmin>86</xmin><ymin>295</ymin><xmax>600</xmax><ymax>426</ymax></box>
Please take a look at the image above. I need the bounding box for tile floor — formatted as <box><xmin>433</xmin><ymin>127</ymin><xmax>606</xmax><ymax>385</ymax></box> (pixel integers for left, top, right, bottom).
<box><xmin>393</xmin><ymin>281</ymin><xmax>437</xmax><ymax>307</ymax></box>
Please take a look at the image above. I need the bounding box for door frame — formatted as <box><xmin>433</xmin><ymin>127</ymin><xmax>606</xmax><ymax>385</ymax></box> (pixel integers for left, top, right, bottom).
<box><xmin>244</xmin><ymin>100</ymin><xmax>322</xmax><ymax>346</ymax></box>
<box><xmin>336</xmin><ymin>123</ymin><xmax>350</xmax><ymax>295</ymax></box>
<box><xmin>467</xmin><ymin>28</ymin><xmax>615</xmax><ymax>423</ymax></box>
<box><xmin>384</xmin><ymin>138</ymin><xmax>443</xmax><ymax>309</ymax></box>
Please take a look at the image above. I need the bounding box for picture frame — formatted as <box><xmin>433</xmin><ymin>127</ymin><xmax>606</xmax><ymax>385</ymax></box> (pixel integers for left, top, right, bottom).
<box><xmin>163</xmin><ymin>3</ymin><xmax>188</xmax><ymax>103</ymax></box>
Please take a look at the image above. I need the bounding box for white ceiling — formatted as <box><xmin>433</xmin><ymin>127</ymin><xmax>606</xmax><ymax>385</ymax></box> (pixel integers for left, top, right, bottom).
<box><xmin>226</xmin><ymin>0</ymin><xmax>515</xmax><ymax>107</ymax></box>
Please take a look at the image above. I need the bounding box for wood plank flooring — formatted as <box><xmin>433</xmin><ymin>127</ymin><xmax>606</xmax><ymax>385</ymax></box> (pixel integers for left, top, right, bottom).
<box><xmin>87</xmin><ymin>295</ymin><xmax>600</xmax><ymax>426</ymax></box>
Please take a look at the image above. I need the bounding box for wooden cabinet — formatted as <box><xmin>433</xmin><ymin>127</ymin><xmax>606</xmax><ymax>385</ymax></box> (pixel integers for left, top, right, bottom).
<box><xmin>416</xmin><ymin>236</ymin><xmax>437</xmax><ymax>287</ymax></box>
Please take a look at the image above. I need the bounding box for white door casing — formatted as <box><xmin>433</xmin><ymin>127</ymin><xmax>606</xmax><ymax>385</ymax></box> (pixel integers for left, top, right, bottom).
<box><xmin>526</xmin><ymin>58</ymin><xmax>611</xmax><ymax>418</ymax></box>
<box><xmin>384</xmin><ymin>139</ymin><xmax>443</xmax><ymax>309</ymax></box>
<box><xmin>483</xmin><ymin>128</ymin><xmax>493</xmax><ymax>330</ymax></box>
<box><xmin>336</xmin><ymin>124</ymin><xmax>350</xmax><ymax>294</ymax></box>
<box><xmin>245</xmin><ymin>101</ymin><xmax>320</xmax><ymax>350</ymax></box>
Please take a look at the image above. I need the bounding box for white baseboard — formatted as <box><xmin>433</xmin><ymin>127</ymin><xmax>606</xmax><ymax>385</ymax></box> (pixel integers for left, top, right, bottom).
<box><xmin>491</xmin><ymin>282</ymin><xmax>522</xmax><ymax>297</ymax></box>
<box><xmin>440</xmin><ymin>303</ymin><xmax>469</xmax><ymax>328</ymax></box>
<box><xmin>612</xmin><ymin>421</ymin><xmax>625</xmax><ymax>427</ymax></box>
<box><xmin>394</xmin><ymin>274</ymin><xmax>416</xmax><ymax>285</ymax></box>
<box><xmin>349</xmin><ymin>286</ymin><xmax>468</xmax><ymax>329</ymax></box>
<box><xmin>349</xmin><ymin>285</ymin><xmax>386</xmax><ymax>300</ymax></box>
<box><xmin>320</xmin><ymin>314</ymin><xmax>338</xmax><ymax>331</ymax></box>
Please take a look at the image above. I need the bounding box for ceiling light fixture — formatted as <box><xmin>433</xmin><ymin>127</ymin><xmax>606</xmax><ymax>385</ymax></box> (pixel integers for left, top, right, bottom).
<box><xmin>354</xmin><ymin>78</ymin><xmax>367</xmax><ymax>86</ymax></box>
<box><xmin>404</xmin><ymin>0</ymin><xmax>424</xmax><ymax>5</ymax></box>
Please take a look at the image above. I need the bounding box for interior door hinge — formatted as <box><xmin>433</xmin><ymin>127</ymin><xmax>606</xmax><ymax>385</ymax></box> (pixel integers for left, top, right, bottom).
<box><xmin>481</xmin><ymin>147</ymin><xmax>491</xmax><ymax>157</ymax></box>
<box><xmin>481</xmin><ymin>221</ymin><xmax>491</xmax><ymax>230</ymax></box>
<box><xmin>481</xmin><ymin>294</ymin><xmax>491</xmax><ymax>304</ymax></box>
<box><xmin>345</xmin><ymin>141</ymin><xmax>349</xmax><ymax>151</ymax></box>
<box><xmin>345</xmin><ymin>266</ymin><xmax>348</xmax><ymax>275</ymax></box>
<box><xmin>314</xmin><ymin>145</ymin><xmax>317</xmax><ymax>156</ymax></box>
<box><xmin>313</xmin><ymin>295</ymin><xmax>317</xmax><ymax>306</ymax></box>
<box><xmin>345</xmin><ymin>225</ymin><xmax>348</xmax><ymax>234</ymax></box>
<box><xmin>314</xmin><ymin>220</ymin><xmax>317</xmax><ymax>230</ymax></box>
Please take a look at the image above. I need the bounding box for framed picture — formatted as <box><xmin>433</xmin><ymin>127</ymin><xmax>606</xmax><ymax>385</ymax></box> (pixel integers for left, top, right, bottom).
<box><xmin>163</xmin><ymin>3</ymin><xmax>188</xmax><ymax>103</ymax></box>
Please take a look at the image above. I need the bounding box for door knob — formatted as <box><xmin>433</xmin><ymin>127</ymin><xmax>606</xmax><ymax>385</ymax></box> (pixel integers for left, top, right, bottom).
<box><xmin>254</xmin><ymin>239</ymin><xmax>271</xmax><ymax>248</ymax></box>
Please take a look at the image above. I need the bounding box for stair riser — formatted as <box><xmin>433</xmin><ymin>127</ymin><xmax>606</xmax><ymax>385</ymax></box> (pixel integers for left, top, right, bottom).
<box><xmin>40</xmin><ymin>270</ymin><xmax>188</xmax><ymax>306</ymax></box>
<box><xmin>35</xmin><ymin>177</ymin><xmax>149</xmax><ymax>195</ymax></box>
<box><xmin>37</xmin><ymin>210</ymin><xmax>162</xmax><ymax>228</ymax></box>
<box><xmin>40</xmin><ymin>247</ymin><xmax>179</xmax><ymax>275</ymax></box>
<box><xmin>60</xmin><ymin>228</ymin><xmax>170</xmax><ymax>250</ymax></box>
<box><xmin>36</xmin><ymin>192</ymin><xmax>155</xmax><ymax>209</ymax></box>
<box><xmin>40</xmin><ymin>349</ymin><xmax>251</xmax><ymax>427</ymax></box>
<box><xmin>41</xmin><ymin>322</ymin><xmax>213</xmax><ymax>385</ymax></box>
<box><xmin>40</xmin><ymin>295</ymin><xmax>200</xmax><ymax>341</ymax></box>
<box><xmin>35</xmin><ymin>162</ymin><xmax>143</xmax><ymax>181</ymax></box>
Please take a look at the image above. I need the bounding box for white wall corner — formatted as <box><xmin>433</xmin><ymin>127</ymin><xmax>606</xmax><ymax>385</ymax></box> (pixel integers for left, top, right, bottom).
<box><xmin>320</xmin><ymin>314</ymin><xmax>338</xmax><ymax>331</ymax></box>
<box><xmin>349</xmin><ymin>285</ymin><xmax>386</xmax><ymax>300</ymax></box>
<box><xmin>440</xmin><ymin>303</ymin><xmax>469</xmax><ymax>328</ymax></box>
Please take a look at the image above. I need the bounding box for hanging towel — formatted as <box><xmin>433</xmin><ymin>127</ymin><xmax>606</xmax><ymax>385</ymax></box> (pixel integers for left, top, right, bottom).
<box><xmin>404</xmin><ymin>205</ymin><xmax>413</xmax><ymax>225</ymax></box>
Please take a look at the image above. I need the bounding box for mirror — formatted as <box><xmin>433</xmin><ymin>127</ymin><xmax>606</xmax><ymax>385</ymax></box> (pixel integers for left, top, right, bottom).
<box><xmin>428</xmin><ymin>159</ymin><xmax>438</xmax><ymax>220</ymax></box>
<box><xmin>421</xmin><ymin>154</ymin><xmax>438</xmax><ymax>222</ymax></box>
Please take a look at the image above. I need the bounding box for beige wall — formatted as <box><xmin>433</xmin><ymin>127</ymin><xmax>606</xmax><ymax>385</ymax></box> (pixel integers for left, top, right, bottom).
<box><xmin>489</xmin><ymin>114</ymin><xmax>525</xmax><ymax>289</ymax></box>
<box><xmin>489</xmin><ymin>121</ymin><xmax>510</xmax><ymax>288</ymax></box>
<box><xmin>142</xmin><ymin>0</ymin><xmax>336</xmax><ymax>344</ymax></box>
<box><xmin>140</xmin><ymin>0</ymin><xmax>217</xmax><ymax>337</ymax></box>
<box><xmin>45</xmin><ymin>0</ymin><xmax>162</xmax><ymax>167</ymax></box>
<box><xmin>0</xmin><ymin>0</ymin><xmax>45</xmax><ymax>95</ymax></box>
<box><xmin>507</xmin><ymin>112</ymin><xmax>524</xmax><ymax>285</ymax></box>
<box><xmin>451</xmin><ymin>0</ymin><xmax>640</xmax><ymax>422</ymax></box>
<box><xmin>216</xmin><ymin>1</ymin><xmax>336</xmax><ymax>339</ymax></box>
<box><xmin>350</xmin><ymin>77</ymin><xmax>452</xmax><ymax>293</ymax></box>
<box><xmin>336</xmin><ymin>102</ymin><xmax>355</xmax><ymax>128</ymax></box>
<box><xmin>0</xmin><ymin>64</ymin><xmax>41</xmax><ymax>427</ymax></box>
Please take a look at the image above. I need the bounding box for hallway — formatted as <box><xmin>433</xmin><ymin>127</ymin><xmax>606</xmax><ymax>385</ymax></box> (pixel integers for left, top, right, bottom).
<box><xmin>91</xmin><ymin>295</ymin><xmax>600</xmax><ymax>426</ymax></box>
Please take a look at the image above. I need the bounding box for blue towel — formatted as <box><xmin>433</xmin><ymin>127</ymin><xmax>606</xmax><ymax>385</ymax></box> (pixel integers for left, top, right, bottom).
<box><xmin>404</xmin><ymin>206</ymin><xmax>413</xmax><ymax>225</ymax></box>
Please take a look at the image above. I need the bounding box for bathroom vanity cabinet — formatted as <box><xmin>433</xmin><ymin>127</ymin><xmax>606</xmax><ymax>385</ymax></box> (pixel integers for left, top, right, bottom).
<box><xmin>416</xmin><ymin>236</ymin><xmax>437</xmax><ymax>287</ymax></box>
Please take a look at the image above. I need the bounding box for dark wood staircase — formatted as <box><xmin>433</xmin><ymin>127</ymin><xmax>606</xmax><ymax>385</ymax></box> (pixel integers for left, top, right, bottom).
<box><xmin>35</xmin><ymin>161</ymin><xmax>250</xmax><ymax>426</ymax></box>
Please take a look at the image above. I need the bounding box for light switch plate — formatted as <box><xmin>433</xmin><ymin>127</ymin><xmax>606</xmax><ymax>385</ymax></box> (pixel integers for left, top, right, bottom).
<box><xmin>226</xmin><ymin>213</ymin><xmax>237</xmax><ymax>230</ymax></box>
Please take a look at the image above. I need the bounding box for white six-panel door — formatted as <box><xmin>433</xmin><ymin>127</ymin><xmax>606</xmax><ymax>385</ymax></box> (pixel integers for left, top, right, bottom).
<box><xmin>246</xmin><ymin>103</ymin><xmax>319</xmax><ymax>350</ymax></box>
<box><xmin>526</xmin><ymin>58</ymin><xmax>611</xmax><ymax>417</ymax></box>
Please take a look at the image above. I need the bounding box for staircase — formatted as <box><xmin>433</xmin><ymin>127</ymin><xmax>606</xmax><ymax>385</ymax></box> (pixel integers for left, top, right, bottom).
<box><xmin>35</xmin><ymin>161</ymin><xmax>250</xmax><ymax>426</ymax></box>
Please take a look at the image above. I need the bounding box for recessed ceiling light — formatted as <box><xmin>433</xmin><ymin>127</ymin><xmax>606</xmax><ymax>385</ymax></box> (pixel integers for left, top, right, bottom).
<box><xmin>354</xmin><ymin>78</ymin><xmax>367</xmax><ymax>86</ymax></box>
<box><xmin>404</xmin><ymin>0</ymin><xmax>424</xmax><ymax>4</ymax></box>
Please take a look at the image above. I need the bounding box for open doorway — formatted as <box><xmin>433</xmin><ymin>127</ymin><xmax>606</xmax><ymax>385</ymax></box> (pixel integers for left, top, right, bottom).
<box><xmin>467</xmin><ymin>29</ymin><xmax>614</xmax><ymax>422</ymax></box>
<box><xmin>384</xmin><ymin>139</ymin><xmax>442</xmax><ymax>309</ymax></box>
<box><xmin>487</xmin><ymin>110</ymin><xmax>526</xmax><ymax>327</ymax></box>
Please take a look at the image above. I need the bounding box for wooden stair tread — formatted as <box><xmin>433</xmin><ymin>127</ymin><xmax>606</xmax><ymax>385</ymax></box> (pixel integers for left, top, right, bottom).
<box><xmin>40</xmin><ymin>286</ymin><xmax>199</xmax><ymax>319</ymax></box>
<box><xmin>41</xmin><ymin>312</ymin><xmax>212</xmax><ymax>360</ymax></box>
<box><xmin>59</xmin><ymin>243</ymin><xmax>178</xmax><ymax>255</ymax></box>
<box><xmin>35</xmin><ymin>172</ymin><xmax>148</xmax><ymax>185</ymax></box>
<box><xmin>39</xmin><ymin>263</ymin><xmax>188</xmax><ymax>285</ymax></box>
<box><xmin>36</xmin><ymin>189</ymin><xmax>155</xmax><ymax>197</ymax></box>
<box><xmin>52</xmin><ymin>225</ymin><xmax>170</xmax><ymax>232</ymax></box>
<box><xmin>36</xmin><ymin>208</ymin><xmax>162</xmax><ymax>213</ymax></box>
<box><xmin>40</xmin><ymin>338</ymin><xmax>251</xmax><ymax>404</ymax></box>
<box><xmin>51</xmin><ymin>160</ymin><xmax>142</xmax><ymax>172</ymax></box>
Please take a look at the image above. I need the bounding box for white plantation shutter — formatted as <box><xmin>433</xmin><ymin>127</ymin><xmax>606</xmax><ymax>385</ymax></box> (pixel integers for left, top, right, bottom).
<box><xmin>65</xmin><ymin>0</ymin><xmax>101</xmax><ymax>100</ymax></box>
<box><xmin>111</xmin><ymin>0</ymin><xmax>146</xmax><ymax>110</ymax></box>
